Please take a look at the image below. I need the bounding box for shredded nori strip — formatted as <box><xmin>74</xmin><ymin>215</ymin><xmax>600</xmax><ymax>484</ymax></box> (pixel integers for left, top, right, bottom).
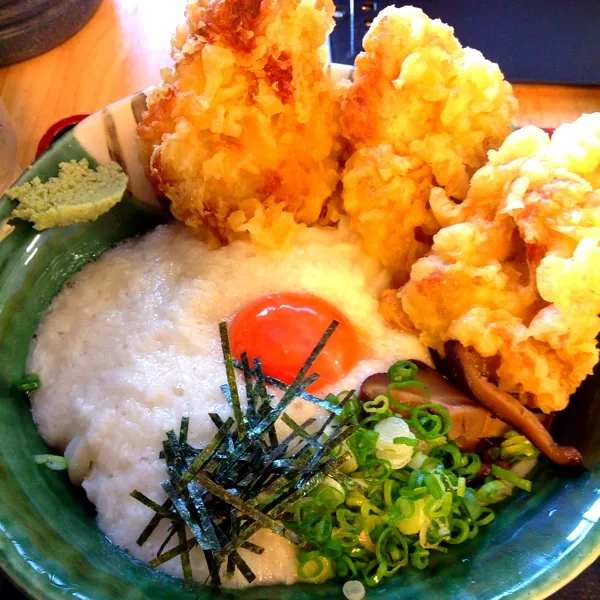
<box><xmin>177</xmin><ymin>417</ymin><xmax>234</xmax><ymax>490</ymax></box>
<box><xmin>136</xmin><ymin>500</ymin><xmax>172</xmax><ymax>547</ymax></box>
<box><xmin>157</xmin><ymin>523</ymin><xmax>179</xmax><ymax>560</ymax></box>
<box><xmin>187</xmin><ymin>481</ymin><xmax>221</xmax><ymax>551</ymax></box>
<box><xmin>194</xmin><ymin>472</ymin><xmax>304</xmax><ymax>546</ymax></box>
<box><xmin>240</xmin><ymin>541</ymin><xmax>264</xmax><ymax>555</ymax></box>
<box><xmin>230</xmin><ymin>550</ymin><xmax>256</xmax><ymax>583</ymax></box>
<box><xmin>281</xmin><ymin>413</ymin><xmax>321</xmax><ymax>449</ymax></box>
<box><xmin>177</xmin><ymin>524</ymin><xmax>194</xmax><ymax>590</ymax></box>
<box><xmin>130</xmin><ymin>490</ymin><xmax>181</xmax><ymax>520</ymax></box>
<box><xmin>132</xmin><ymin>320</ymin><xmax>357</xmax><ymax>588</ymax></box>
<box><xmin>149</xmin><ymin>537</ymin><xmax>197</xmax><ymax>568</ymax></box>
<box><xmin>179</xmin><ymin>416</ymin><xmax>190</xmax><ymax>445</ymax></box>
<box><xmin>234</xmin><ymin>360</ymin><xmax>342</xmax><ymax>415</ymax></box>
<box><xmin>253</xmin><ymin>357</ymin><xmax>268</xmax><ymax>403</ymax></box>
<box><xmin>219</xmin><ymin>322</ymin><xmax>247</xmax><ymax>440</ymax></box>
<box><xmin>240</xmin><ymin>352</ymin><xmax>256</xmax><ymax>424</ymax></box>
<box><xmin>163</xmin><ymin>481</ymin><xmax>220</xmax><ymax>552</ymax></box>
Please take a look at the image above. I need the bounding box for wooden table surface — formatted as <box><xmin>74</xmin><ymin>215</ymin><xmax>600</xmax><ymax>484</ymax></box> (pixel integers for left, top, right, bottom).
<box><xmin>1</xmin><ymin>0</ymin><xmax>600</xmax><ymax>169</ymax></box>
<box><xmin>0</xmin><ymin>1</ymin><xmax>598</xmax><ymax>598</ymax></box>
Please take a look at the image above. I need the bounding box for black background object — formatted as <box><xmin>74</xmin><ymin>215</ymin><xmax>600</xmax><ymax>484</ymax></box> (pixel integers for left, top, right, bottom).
<box><xmin>330</xmin><ymin>0</ymin><xmax>600</xmax><ymax>85</ymax></box>
<box><xmin>0</xmin><ymin>0</ymin><xmax>102</xmax><ymax>66</ymax></box>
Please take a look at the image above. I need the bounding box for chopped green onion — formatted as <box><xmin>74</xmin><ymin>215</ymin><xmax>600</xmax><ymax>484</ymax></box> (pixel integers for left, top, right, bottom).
<box><xmin>383</xmin><ymin>479</ymin><xmax>395</xmax><ymax>507</ymax></box>
<box><xmin>362</xmin><ymin>560</ymin><xmax>388</xmax><ymax>587</ymax></box>
<box><xmin>337</xmin><ymin>556</ymin><xmax>359</xmax><ymax>579</ymax></box>
<box><xmin>336</xmin><ymin>507</ymin><xmax>358</xmax><ymax>531</ymax></box>
<box><xmin>388</xmin><ymin>361</ymin><xmax>419</xmax><ymax>383</ymax></box>
<box><xmin>298</xmin><ymin>556</ymin><xmax>325</xmax><ymax>579</ymax></box>
<box><xmin>408</xmin><ymin>451</ymin><xmax>428</xmax><ymax>470</ymax></box>
<box><xmin>298</xmin><ymin>556</ymin><xmax>332</xmax><ymax>583</ymax></box>
<box><xmin>315</xmin><ymin>481</ymin><xmax>345</xmax><ymax>510</ymax></box>
<box><xmin>363</xmin><ymin>394</ymin><xmax>389</xmax><ymax>414</ymax></box>
<box><xmin>430</xmin><ymin>443</ymin><xmax>463</xmax><ymax>470</ymax></box>
<box><xmin>477</xmin><ymin>480</ymin><xmax>513</xmax><ymax>504</ymax></box>
<box><xmin>446</xmin><ymin>518</ymin><xmax>470</xmax><ymax>545</ymax></box>
<box><xmin>346</xmin><ymin>490</ymin><xmax>369</xmax><ymax>509</ymax></box>
<box><xmin>410</xmin><ymin>546</ymin><xmax>430</xmax><ymax>569</ymax></box>
<box><xmin>461</xmin><ymin>488</ymin><xmax>482</xmax><ymax>521</ymax></box>
<box><xmin>17</xmin><ymin>373</ymin><xmax>41</xmax><ymax>392</ymax></box>
<box><xmin>34</xmin><ymin>454</ymin><xmax>68</xmax><ymax>471</ymax></box>
<box><xmin>393</xmin><ymin>436</ymin><xmax>418</xmax><ymax>447</ymax></box>
<box><xmin>349</xmin><ymin>429</ymin><xmax>380</xmax><ymax>467</ymax></box>
<box><xmin>395</xmin><ymin>497</ymin><xmax>428</xmax><ymax>536</ymax></box>
<box><xmin>321</xmin><ymin>539</ymin><xmax>343</xmax><ymax>559</ymax></box>
<box><xmin>476</xmin><ymin>507</ymin><xmax>496</xmax><ymax>527</ymax></box>
<box><xmin>364</xmin><ymin>459</ymin><xmax>392</xmax><ymax>484</ymax></box>
<box><xmin>424</xmin><ymin>473</ymin><xmax>444</xmax><ymax>500</ymax></box>
<box><xmin>406</xmin><ymin>403</ymin><xmax>450</xmax><ymax>440</ymax></box>
<box><xmin>500</xmin><ymin>432</ymin><xmax>540</xmax><ymax>463</ymax></box>
<box><xmin>425</xmin><ymin>492</ymin><xmax>452</xmax><ymax>518</ymax></box>
<box><xmin>457</xmin><ymin>453</ymin><xmax>481</xmax><ymax>478</ymax></box>
<box><xmin>491</xmin><ymin>464</ymin><xmax>533</xmax><ymax>492</ymax></box>
<box><xmin>333</xmin><ymin>531</ymin><xmax>359</xmax><ymax>548</ymax></box>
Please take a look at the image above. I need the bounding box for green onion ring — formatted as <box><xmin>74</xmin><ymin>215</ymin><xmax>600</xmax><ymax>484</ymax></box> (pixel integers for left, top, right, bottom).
<box><xmin>322</xmin><ymin>539</ymin><xmax>343</xmax><ymax>559</ymax></box>
<box><xmin>336</xmin><ymin>507</ymin><xmax>357</xmax><ymax>531</ymax></box>
<box><xmin>364</xmin><ymin>458</ymin><xmax>392</xmax><ymax>485</ymax></box>
<box><xmin>393</xmin><ymin>436</ymin><xmax>419</xmax><ymax>447</ymax></box>
<box><xmin>383</xmin><ymin>479</ymin><xmax>396</xmax><ymax>507</ymax></box>
<box><xmin>430</xmin><ymin>443</ymin><xmax>463</xmax><ymax>470</ymax></box>
<box><xmin>364</xmin><ymin>395</ymin><xmax>389</xmax><ymax>414</ymax></box>
<box><xmin>336</xmin><ymin>555</ymin><xmax>358</xmax><ymax>578</ymax></box>
<box><xmin>410</xmin><ymin>547</ymin><xmax>430</xmax><ymax>569</ymax></box>
<box><xmin>426</xmin><ymin>491</ymin><xmax>453</xmax><ymax>518</ymax></box>
<box><xmin>476</xmin><ymin>507</ymin><xmax>496</xmax><ymax>527</ymax></box>
<box><xmin>461</xmin><ymin>488</ymin><xmax>482</xmax><ymax>521</ymax></box>
<box><xmin>457</xmin><ymin>453</ymin><xmax>482</xmax><ymax>478</ymax></box>
<box><xmin>447</xmin><ymin>518</ymin><xmax>470</xmax><ymax>545</ymax></box>
<box><xmin>333</xmin><ymin>531</ymin><xmax>359</xmax><ymax>548</ymax></box>
<box><xmin>408</xmin><ymin>403</ymin><xmax>451</xmax><ymax>439</ymax></box>
<box><xmin>399</xmin><ymin>485</ymin><xmax>429</xmax><ymax>500</ymax></box>
<box><xmin>468</xmin><ymin>522</ymin><xmax>480</xmax><ymax>539</ymax></box>
<box><xmin>491</xmin><ymin>464</ymin><xmax>533</xmax><ymax>492</ymax></box>
<box><xmin>424</xmin><ymin>473</ymin><xmax>444</xmax><ymax>500</ymax></box>
<box><xmin>315</xmin><ymin>486</ymin><xmax>344</xmax><ymax>510</ymax></box>
<box><xmin>387</xmin><ymin>361</ymin><xmax>419</xmax><ymax>383</ymax></box>
<box><xmin>298</xmin><ymin>556</ymin><xmax>325</xmax><ymax>580</ymax></box>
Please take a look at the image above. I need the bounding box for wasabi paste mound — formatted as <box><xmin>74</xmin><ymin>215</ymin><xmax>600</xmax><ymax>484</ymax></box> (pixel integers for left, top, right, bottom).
<box><xmin>7</xmin><ymin>159</ymin><xmax>128</xmax><ymax>230</ymax></box>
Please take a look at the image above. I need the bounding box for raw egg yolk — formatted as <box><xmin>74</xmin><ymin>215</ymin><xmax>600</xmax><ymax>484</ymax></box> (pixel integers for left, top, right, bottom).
<box><xmin>229</xmin><ymin>293</ymin><xmax>360</xmax><ymax>392</ymax></box>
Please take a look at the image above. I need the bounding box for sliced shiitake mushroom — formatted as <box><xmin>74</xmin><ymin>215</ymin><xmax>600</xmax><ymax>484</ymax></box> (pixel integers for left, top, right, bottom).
<box><xmin>442</xmin><ymin>342</ymin><xmax>582</xmax><ymax>467</ymax></box>
<box><xmin>360</xmin><ymin>362</ymin><xmax>510</xmax><ymax>451</ymax></box>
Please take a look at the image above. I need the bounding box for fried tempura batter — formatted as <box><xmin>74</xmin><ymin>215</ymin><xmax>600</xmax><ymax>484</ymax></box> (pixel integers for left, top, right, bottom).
<box><xmin>394</xmin><ymin>114</ymin><xmax>600</xmax><ymax>413</ymax></box>
<box><xmin>138</xmin><ymin>0</ymin><xmax>342</xmax><ymax>247</ymax></box>
<box><xmin>341</xmin><ymin>6</ymin><xmax>517</xmax><ymax>283</ymax></box>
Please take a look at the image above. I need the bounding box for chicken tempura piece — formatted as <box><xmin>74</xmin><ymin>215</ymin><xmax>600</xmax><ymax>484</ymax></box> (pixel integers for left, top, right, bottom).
<box><xmin>394</xmin><ymin>114</ymin><xmax>600</xmax><ymax>414</ymax></box>
<box><xmin>138</xmin><ymin>0</ymin><xmax>342</xmax><ymax>247</ymax></box>
<box><xmin>341</xmin><ymin>6</ymin><xmax>517</xmax><ymax>283</ymax></box>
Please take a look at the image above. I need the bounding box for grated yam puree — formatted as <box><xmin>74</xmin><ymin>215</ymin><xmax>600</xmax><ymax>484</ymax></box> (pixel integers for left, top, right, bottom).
<box><xmin>30</xmin><ymin>223</ymin><xmax>429</xmax><ymax>586</ymax></box>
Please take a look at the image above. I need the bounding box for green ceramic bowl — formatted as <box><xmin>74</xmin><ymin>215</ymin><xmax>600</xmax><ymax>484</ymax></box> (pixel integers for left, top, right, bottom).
<box><xmin>1</xmin><ymin>66</ymin><xmax>599</xmax><ymax>600</ymax></box>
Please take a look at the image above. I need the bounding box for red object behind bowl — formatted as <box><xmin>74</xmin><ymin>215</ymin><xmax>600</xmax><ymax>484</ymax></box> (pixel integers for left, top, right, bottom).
<box><xmin>36</xmin><ymin>114</ymin><xmax>89</xmax><ymax>159</ymax></box>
